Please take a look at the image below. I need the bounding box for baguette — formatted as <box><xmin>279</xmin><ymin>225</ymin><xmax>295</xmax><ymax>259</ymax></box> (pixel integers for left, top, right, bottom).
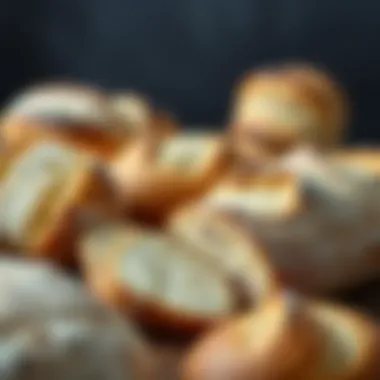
<box><xmin>182</xmin><ymin>291</ymin><xmax>380</xmax><ymax>380</ymax></box>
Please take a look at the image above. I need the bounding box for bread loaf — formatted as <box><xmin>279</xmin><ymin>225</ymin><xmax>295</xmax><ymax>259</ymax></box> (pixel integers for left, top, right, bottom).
<box><xmin>80</xmin><ymin>221</ymin><xmax>249</xmax><ymax>335</ymax></box>
<box><xmin>182</xmin><ymin>291</ymin><xmax>380</xmax><ymax>380</ymax></box>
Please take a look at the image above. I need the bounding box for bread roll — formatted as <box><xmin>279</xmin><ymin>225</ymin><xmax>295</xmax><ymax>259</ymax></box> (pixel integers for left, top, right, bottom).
<box><xmin>182</xmin><ymin>291</ymin><xmax>380</xmax><ymax>380</ymax></box>
<box><xmin>80</xmin><ymin>222</ymin><xmax>247</xmax><ymax>335</ymax></box>
<box><xmin>202</xmin><ymin>147</ymin><xmax>380</xmax><ymax>294</ymax></box>
<box><xmin>110</xmin><ymin>132</ymin><xmax>229</xmax><ymax>224</ymax></box>
<box><xmin>0</xmin><ymin>139</ymin><xmax>121</xmax><ymax>264</ymax></box>
<box><xmin>168</xmin><ymin>205</ymin><xmax>278</xmax><ymax>304</ymax></box>
<box><xmin>1</xmin><ymin>83</ymin><xmax>127</xmax><ymax>157</ymax></box>
<box><xmin>0</xmin><ymin>256</ymin><xmax>152</xmax><ymax>380</ymax></box>
<box><xmin>229</xmin><ymin>63</ymin><xmax>348</xmax><ymax>167</ymax></box>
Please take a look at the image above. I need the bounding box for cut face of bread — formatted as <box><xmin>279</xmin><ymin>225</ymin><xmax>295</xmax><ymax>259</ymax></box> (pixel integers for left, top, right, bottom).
<box><xmin>181</xmin><ymin>292</ymin><xmax>323</xmax><ymax>380</ymax></box>
<box><xmin>0</xmin><ymin>142</ymin><xmax>81</xmax><ymax>244</ymax></box>
<box><xmin>203</xmin><ymin>148</ymin><xmax>380</xmax><ymax>294</ymax></box>
<box><xmin>155</xmin><ymin>133</ymin><xmax>227</xmax><ymax>178</ymax></box>
<box><xmin>80</xmin><ymin>223</ymin><xmax>237</xmax><ymax>335</ymax></box>
<box><xmin>1</xmin><ymin>83</ymin><xmax>126</xmax><ymax>157</ymax></box>
<box><xmin>0</xmin><ymin>140</ymin><xmax>120</xmax><ymax>262</ymax></box>
<box><xmin>0</xmin><ymin>256</ymin><xmax>151</xmax><ymax>380</ymax></box>
<box><xmin>168</xmin><ymin>205</ymin><xmax>278</xmax><ymax>304</ymax></box>
<box><xmin>204</xmin><ymin>171</ymin><xmax>302</xmax><ymax>219</ymax></box>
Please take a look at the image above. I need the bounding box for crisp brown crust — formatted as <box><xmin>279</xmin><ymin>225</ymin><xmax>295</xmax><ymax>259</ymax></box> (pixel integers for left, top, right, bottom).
<box><xmin>109</xmin><ymin>132</ymin><xmax>230</xmax><ymax>225</ymax></box>
<box><xmin>80</xmin><ymin>223</ymin><xmax>239</xmax><ymax>336</ymax></box>
<box><xmin>0</xmin><ymin>256</ymin><xmax>152</xmax><ymax>380</ymax></box>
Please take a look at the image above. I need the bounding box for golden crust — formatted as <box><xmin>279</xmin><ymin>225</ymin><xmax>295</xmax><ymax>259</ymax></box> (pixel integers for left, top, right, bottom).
<box><xmin>229</xmin><ymin>62</ymin><xmax>348</xmax><ymax>168</ymax></box>
<box><xmin>0</xmin><ymin>139</ymin><xmax>122</xmax><ymax>265</ymax></box>
<box><xmin>181</xmin><ymin>292</ymin><xmax>380</xmax><ymax>380</ymax></box>
<box><xmin>1</xmin><ymin>82</ymin><xmax>127</xmax><ymax>158</ymax></box>
<box><xmin>110</xmin><ymin>132</ymin><xmax>230</xmax><ymax>224</ymax></box>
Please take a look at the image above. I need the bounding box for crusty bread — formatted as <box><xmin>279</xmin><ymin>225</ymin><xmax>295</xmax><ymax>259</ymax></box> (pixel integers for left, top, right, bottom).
<box><xmin>79</xmin><ymin>221</ymin><xmax>246</xmax><ymax>335</ymax></box>
<box><xmin>109</xmin><ymin>132</ymin><xmax>229</xmax><ymax>224</ymax></box>
<box><xmin>1</xmin><ymin>83</ymin><xmax>127</xmax><ymax>157</ymax></box>
<box><xmin>0</xmin><ymin>139</ymin><xmax>122</xmax><ymax>264</ymax></box>
<box><xmin>181</xmin><ymin>291</ymin><xmax>380</xmax><ymax>380</ymax></box>
<box><xmin>202</xmin><ymin>147</ymin><xmax>380</xmax><ymax>294</ymax></box>
<box><xmin>0</xmin><ymin>256</ymin><xmax>152</xmax><ymax>380</ymax></box>
<box><xmin>168</xmin><ymin>204</ymin><xmax>278</xmax><ymax>304</ymax></box>
<box><xmin>204</xmin><ymin>170</ymin><xmax>302</xmax><ymax>219</ymax></box>
<box><xmin>229</xmin><ymin>62</ymin><xmax>348</xmax><ymax>167</ymax></box>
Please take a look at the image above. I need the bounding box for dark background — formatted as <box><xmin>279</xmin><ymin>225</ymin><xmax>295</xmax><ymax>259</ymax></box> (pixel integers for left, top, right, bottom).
<box><xmin>1</xmin><ymin>0</ymin><xmax>379</xmax><ymax>142</ymax></box>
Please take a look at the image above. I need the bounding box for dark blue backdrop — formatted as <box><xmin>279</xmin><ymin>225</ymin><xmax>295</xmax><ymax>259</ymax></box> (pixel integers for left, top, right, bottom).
<box><xmin>1</xmin><ymin>0</ymin><xmax>379</xmax><ymax>142</ymax></box>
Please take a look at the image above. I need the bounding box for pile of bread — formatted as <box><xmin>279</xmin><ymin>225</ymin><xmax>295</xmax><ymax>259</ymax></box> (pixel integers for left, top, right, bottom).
<box><xmin>0</xmin><ymin>62</ymin><xmax>379</xmax><ymax>380</ymax></box>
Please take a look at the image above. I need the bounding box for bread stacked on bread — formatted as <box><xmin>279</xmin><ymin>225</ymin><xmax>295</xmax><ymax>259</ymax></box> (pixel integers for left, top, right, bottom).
<box><xmin>1</xmin><ymin>63</ymin><xmax>380</xmax><ymax>380</ymax></box>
